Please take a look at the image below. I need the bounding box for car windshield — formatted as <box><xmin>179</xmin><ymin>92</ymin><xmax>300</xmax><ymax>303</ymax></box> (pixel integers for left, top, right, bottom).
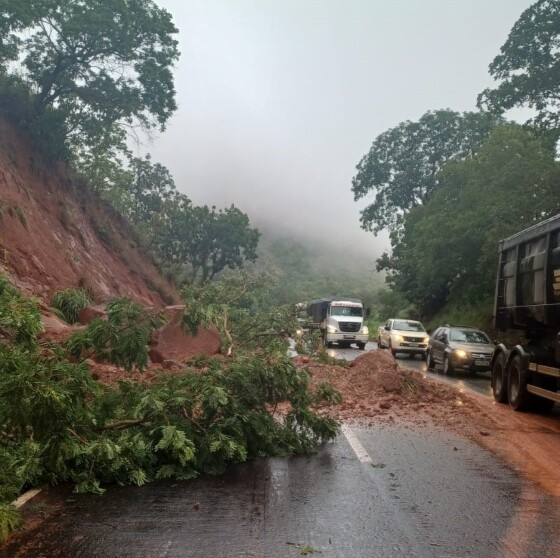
<box><xmin>393</xmin><ymin>320</ymin><xmax>425</xmax><ymax>332</ymax></box>
<box><xmin>331</xmin><ymin>306</ymin><xmax>363</xmax><ymax>317</ymax></box>
<box><xmin>450</xmin><ymin>329</ymin><xmax>492</xmax><ymax>344</ymax></box>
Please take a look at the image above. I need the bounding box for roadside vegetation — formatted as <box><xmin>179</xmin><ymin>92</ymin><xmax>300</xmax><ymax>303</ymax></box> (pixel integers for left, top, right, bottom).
<box><xmin>353</xmin><ymin>0</ymin><xmax>560</xmax><ymax>329</ymax></box>
<box><xmin>0</xmin><ymin>274</ymin><xmax>339</xmax><ymax>541</ymax></box>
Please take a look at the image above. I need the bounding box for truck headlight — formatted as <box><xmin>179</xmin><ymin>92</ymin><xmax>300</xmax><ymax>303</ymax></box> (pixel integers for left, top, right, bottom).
<box><xmin>327</xmin><ymin>325</ymin><xmax>337</xmax><ymax>333</ymax></box>
<box><xmin>394</xmin><ymin>334</ymin><xmax>403</xmax><ymax>342</ymax></box>
<box><xmin>295</xmin><ymin>328</ymin><xmax>303</xmax><ymax>337</ymax></box>
<box><xmin>454</xmin><ymin>349</ymin><xmax>467</xmax><ymax>359</ymax></box>
<box><xmin>362</xmin><ymin>326</ymin><xmax>369</xmax><ymax>335</ymax></box>
<box><xmin>423</xmin><ymin>337</ymin><xmax>429</xmax><ymax>344</ymax></box>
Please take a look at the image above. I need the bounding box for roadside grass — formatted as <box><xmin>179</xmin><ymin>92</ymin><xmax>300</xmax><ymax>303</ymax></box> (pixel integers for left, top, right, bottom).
<box><xmin>424</xmin><ymin>299</ymin><xmax>493</xmax><ymax>334</ymax></box>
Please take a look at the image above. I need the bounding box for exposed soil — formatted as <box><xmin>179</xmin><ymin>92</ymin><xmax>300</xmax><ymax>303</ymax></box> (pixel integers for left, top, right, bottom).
<box><xmin>295</xmin><ymin>350</ymin><xmax>560</xmax><ymax>500</ymax></box>
<box><xmin>0</xmin><ymin>119</ymin><xmax>178</xmax><ymax>307</ymax></box>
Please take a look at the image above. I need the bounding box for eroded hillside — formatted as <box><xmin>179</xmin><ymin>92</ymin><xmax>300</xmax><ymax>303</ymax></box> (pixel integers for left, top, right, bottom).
<box><xmin>0</xmin><ymin>119</ymin><xmax>178</xmax><ymax>307</ymax></box>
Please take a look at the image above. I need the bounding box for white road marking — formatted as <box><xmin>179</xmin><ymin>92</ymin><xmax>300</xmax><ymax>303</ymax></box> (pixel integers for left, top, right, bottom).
<box><xmin>341</xmin><ymin>424</ymin><xmax>372</xmax><ymax>464</ymax></box>
<box><xmin>12</xmin><ymin>488</ymin><xmax>41</xmax><ymax>509</ymax></box>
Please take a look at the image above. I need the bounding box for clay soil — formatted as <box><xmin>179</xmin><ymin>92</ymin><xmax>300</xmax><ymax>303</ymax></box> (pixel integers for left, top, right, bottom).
<box><xmin>296</xmin><ymin>350</ymin><xmax>560</xmax><ymax>501</ymax></box>
<box><xmin>0</xmin><ymin>119</ymin><xmax>178</xmax><ymax>307</ymax></box>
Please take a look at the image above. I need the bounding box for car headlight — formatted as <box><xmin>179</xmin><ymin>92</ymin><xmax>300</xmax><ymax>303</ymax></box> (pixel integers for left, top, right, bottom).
<box><xmin>394</xmin><ymin>334</ymin><xmax>403</xmax><ymax>342</ymax></box>
<box><xmin>454</xmin><ymin>349</ymin><xmax>468</xmax><ymax>359</ymax></box>
<box><xmin>327</xmin><ymin>325</ymin><xmax>337</xmax><ymax>334</ymax></box>
<box><xmin>362</xmin><ymin>326</ymin><xmax>369</xmax><ymax>335</ymax></box>
<box><xmin>423</xmin><ymin>337</ymin><xmax>429</xmax><ymax>344</ymax></box>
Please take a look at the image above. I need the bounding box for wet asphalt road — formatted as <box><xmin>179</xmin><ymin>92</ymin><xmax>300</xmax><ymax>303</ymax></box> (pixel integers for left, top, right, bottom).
<box><xmin>5</xmin><ymin>345</ymin><xmax>560</xmax><ymax>557</ymax></box>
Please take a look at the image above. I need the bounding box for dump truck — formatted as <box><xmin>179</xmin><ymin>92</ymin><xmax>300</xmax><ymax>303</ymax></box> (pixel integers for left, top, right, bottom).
<box><xmin>492</xmin><ymin>214</ymin><xmax>560</xmax><ymax>412</ymax></box>
<box><xmin>307</xmin><ymin>298</ymin><xmax>369</xmax><ymax>350</ymax></box>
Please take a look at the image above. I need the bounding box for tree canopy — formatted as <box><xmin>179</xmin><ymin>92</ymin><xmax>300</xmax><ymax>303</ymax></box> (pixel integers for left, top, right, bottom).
<box><xmin>352</xmin><ymin>110</ymin><xmax>499</xmax><ymax>234</ymax></box>
<box><xmin>378</xmin><ymin>123</ymin><xmax>560</xmax><ymax>317</ymax></box>
<box><xmin>0</xmin><ymin>0</ymin><xmax>179</xmax><ymax>153</ymax></box>
<box><xmin>478</xmin><ymin>0</ymin><xmax>560</xmax><ymax>133</ymax></box>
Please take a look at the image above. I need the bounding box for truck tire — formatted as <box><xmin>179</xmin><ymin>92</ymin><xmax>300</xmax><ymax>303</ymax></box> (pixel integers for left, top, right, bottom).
<box><xmin>377</xmin><ymin>336</ymin><xmax>383</xmax><ymax>349</ymax></box>
<box><xmin>507</xmin><ymin>354</ymin><xmax>531</xmax><ymax>411</ymax></box>
<box><xmin>491</xmin><ymin>351</ymin><xmax>508</xmax><ymax>404</ymax></box>
<box><xmin>443</xmin><ymin>354</ymin><xmax>453</xmax><ymax>376</ymax></box>
<box><xmin>426</xmin><ymin>350</ymin><xmax>435</xmax><ymax>370</ymax></box>
<box><xmin>323</xmin><ymin>331</ymin><xmax>331</xmax><ymax>349</ymax></box>
<box><xmin>357</xmin><ymin>342</ymin><xmax>366</xmax><ymax>350</ymax></box>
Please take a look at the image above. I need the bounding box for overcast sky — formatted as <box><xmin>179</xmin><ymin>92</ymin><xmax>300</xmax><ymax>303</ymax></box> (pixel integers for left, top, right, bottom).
<box><xmin>149</xmin><ymin>0</ymin><xmax>533</xmax><ymax>259</ymax></box>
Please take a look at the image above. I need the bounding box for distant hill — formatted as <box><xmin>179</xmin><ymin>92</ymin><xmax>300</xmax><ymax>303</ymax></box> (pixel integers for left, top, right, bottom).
<box><xmin>251</xmin><ymin>232</ymin><xmax>384</xmax><ymax>307</ymax></box>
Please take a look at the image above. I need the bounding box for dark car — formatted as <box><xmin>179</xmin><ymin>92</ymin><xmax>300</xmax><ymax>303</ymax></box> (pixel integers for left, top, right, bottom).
<box><xmin>426</xmin><ymin>325</ymin><xmax>495</xmax><ymax>375</ymax></box>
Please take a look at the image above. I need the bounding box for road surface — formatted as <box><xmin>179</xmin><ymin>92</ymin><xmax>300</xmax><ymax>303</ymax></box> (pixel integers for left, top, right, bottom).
<box><xmin>4</xmin><ymin>344</ymin><xmax>560</xmax><ymax>558</ymax></box>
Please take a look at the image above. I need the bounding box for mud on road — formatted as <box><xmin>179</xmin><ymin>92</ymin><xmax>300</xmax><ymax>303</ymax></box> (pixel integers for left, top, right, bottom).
<box><xmin>5</xmin><ymin>348</ymin><xmax>560</xmax><ymax>557</ymax></box>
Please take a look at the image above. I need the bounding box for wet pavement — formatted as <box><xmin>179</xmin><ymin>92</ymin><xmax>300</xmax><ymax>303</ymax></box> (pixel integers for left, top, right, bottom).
<box><xmin>6</xmin><ymin>423</ymin><xmax>560</xmax><ymax>558</ymax></box>
<box><xmin>5</xmin><ymin>344</ymin><xmax>560</xmax><ymax>557</ymax></box>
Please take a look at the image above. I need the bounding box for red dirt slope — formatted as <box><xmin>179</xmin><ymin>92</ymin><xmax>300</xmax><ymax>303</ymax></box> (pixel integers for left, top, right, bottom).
<box><xmin>0</xmin><ymin>119</ymin><xmax>178</xmax><ymax>307</ymax></box>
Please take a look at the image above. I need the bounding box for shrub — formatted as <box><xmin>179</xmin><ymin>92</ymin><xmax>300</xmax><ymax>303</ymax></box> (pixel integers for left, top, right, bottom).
<box><xmin>52</xmin><ymin>288</ymin><xmax>93</xmax><ymax>324</ymax></box>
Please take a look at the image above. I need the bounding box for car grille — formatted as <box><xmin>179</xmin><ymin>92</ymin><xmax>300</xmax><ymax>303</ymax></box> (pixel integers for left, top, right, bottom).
<box><xmin>339</xmin><ymin>322</ymin><xmax>361</xmax><ymax>333</ymax></box>
<box><xmin>404</xmin><ymin>336</ymin><xmax>424</xmax><ymax>343</ymax></box>
<box><xmin>471</xmin><ymin>353</ymin><xmax>492</xmax><ymax>360</ymax></box>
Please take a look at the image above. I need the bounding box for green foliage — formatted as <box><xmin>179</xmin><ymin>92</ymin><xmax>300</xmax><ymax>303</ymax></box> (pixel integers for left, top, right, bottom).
<box><xmin>67</xmin><ymin>298</ymin><xmax>166</xmax><ymax>371</ymax></box>
<box><xmin>152</xmin><ymin>197</ymin><xmax>261</xmax><ymax>284</ymax></box>
<box><xmin>252</xmin><ymin>235</ymin><xmax>384</xmax><ymax>309</ymax></box>
<box><xmin>0</xmin><ymin>281</ymin><xmax>339</xmax><ymax>541</ymax></box>
<box><xmin>379</xmin><ymin>124</ymin><xmax>560</xmax><ymax>318</ymax></box>
<box><xmin>352</xmin><ymin>110</ymin><xmax>500</xmax><ymax>234</ymax></box>
<box><xmin>373</xmin><ymin>288</ymin><xmax>417</xmax><ymax>323</ymax></box>
<box><xmin>478</xmin><ymin>0</ymin><xmax>560</xmax><ymax>133</ymax></box>
<box><xmin>0</xmin><ymin>503</ymin><xmax>23</xmax><ymax>542</ymax></box>
<box><xmin>181</xmin><ymin>272</ymin><xmax>294</xmax><ymax>355</ymax></box>
<box><xmin>51</xmin><ymin>288</ymin><xmax>92</xmax><ymax>324</ymax></box>
<box><xmin>0</xmin><ymin>275</ymin><xmax>42</xmax><ymax>346</ymax></box>
<box><xmin>0</xmin><ymin>0</ymin><xmax>179</xmax><ymax>157</ymax></box>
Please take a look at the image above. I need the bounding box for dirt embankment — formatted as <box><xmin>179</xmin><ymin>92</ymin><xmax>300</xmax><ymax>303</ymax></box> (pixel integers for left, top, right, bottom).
<box><xmin>0</xmin><ymin>119</ymin><xmax>178</xmax><ymax>307</ymax></box>
<box><xmin>298</xmin><ymin>350</ymin><xmax>560</xmax><ymax>500</ymax></box>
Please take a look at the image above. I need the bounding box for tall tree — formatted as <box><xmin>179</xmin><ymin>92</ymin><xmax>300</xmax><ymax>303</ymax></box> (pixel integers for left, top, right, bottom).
<box><xmin>0</xmin><ymin>0</ymin><xmax>179</xmax><ymax>152</ymax></box>
<box><xmin>380</xmin><ymin>123</ymin><xmax>560</xmax><ymax>316</ymax></box>
<box><xmin>478</xmin><ymin>0</ymin><xmax>560</xmax><ymax>133</ymax></box>
<box><xmin>152</xmin><ymin>199</ymin><xmax>260</xmax><ymax>284</ymax></box>
<box><xmin>352</xmin><ymin>110</ymin><xmax>499</xmax><ymax>234</ymax></box>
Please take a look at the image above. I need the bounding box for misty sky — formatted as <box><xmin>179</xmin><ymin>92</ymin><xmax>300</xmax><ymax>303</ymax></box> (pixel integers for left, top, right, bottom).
<box><xmin>149</xmin><ymin>0</ymin><xmax>533</xmax><ymax>259</ymax></box>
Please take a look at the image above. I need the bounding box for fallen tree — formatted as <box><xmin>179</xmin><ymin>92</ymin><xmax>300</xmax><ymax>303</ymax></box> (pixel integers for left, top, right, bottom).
<box><xmin>0</xmin><ymin>274</ymin><xmax>339</xmax><ymax>541</ymax></box>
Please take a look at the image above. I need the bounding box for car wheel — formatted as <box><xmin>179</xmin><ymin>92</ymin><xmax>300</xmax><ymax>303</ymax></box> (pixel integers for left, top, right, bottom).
<box><xmin>443</xmin><ymin>354</ymin><xmax>453</xmax><ymax>376</ymax></box>
<box><xmin>492</xmin><ymin>352</ymin><xmax>508</xmax><ymax>403</ymax></box>
<box><xmin>426</xmin><ymin>350</ymin><xmax>435</xmax><ymax>370</ymax></box>
<box><xmin>508</xmin><ymin>354</ymin><xmax>530</xmax><ymax>411</ymax></box>
<box><xmin>377</xmin><ymin>336</ymin><xmax>383</xmax><ymax>349</ymax></box>
<box><xmin>357</xmin><ymin>342</ymin><xmax>366</xmax><ymax>350</ymax></box>
<box><xmin>390</xmin><ymin>342</ymin><xmax>397</xmax><ymax>358</ymax></box>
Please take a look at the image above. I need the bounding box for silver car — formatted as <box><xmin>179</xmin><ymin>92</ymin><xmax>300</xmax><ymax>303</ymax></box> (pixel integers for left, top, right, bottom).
<box><xmin>426</xmin><ymin>325</ymin><xmax>495</xmax><ymax>375</ymax></box>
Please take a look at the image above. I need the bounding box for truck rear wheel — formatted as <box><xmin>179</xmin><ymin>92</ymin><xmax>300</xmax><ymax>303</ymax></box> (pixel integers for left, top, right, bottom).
<box><xmin>492</xmin><ymin>352</ymin><xmax>508</xmax><ymax>404</ymax></box>
<box><xmin>357</xmin><ymin>342</ymin><xmax>366</xmax><ymax>350</ymax></box>
<box><xmin>507</xmin><ymin>354</ymin><xmax>531</xmax><ymax>411</ymax></box>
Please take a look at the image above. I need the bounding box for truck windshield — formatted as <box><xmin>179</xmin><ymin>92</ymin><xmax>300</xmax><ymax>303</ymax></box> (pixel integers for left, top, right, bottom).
<box><xmin>450</xmin><ymin>329</ymin><xmax>492</xmax><ymax>344</ymax></box>
<box><xmin>393</xmin><ymin>321</ymin><xmax>425</xmax><ymax>332</ymax></box>
<box><xmin>331</xmin><ymin>306</ymin><xmax>363</xmax><ymax>317</ymax></box>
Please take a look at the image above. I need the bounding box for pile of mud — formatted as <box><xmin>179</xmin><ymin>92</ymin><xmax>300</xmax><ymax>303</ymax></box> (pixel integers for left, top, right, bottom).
<box><xmin>294</xmin><ymin>350</ymin><xmax>480</xmax><ymax>426</ymax></box>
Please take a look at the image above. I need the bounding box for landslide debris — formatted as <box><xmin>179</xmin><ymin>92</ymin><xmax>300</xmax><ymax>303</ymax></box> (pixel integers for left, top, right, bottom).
<box><xmin>293</xmin><ymin>350</ymin><xmax>477</xmax><ymax>425</ymax></box>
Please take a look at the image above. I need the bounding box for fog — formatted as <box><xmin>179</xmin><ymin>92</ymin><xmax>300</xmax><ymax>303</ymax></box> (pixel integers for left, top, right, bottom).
<box><xmin>149</xmin><ymin>0</ymin><xmax>533</xmax><ymax>260</ymax></box>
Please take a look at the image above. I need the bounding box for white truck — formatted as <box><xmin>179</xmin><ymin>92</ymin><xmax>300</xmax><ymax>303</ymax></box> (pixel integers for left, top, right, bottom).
<box><xmin>307</xmin><ymin>298</ymin><xmax>369</xmax><ymax>350</ymax></box>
